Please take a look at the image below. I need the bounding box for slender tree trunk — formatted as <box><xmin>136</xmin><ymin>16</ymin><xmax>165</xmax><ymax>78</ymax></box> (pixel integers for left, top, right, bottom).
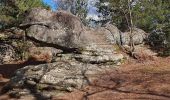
<box><xmin>128</xmin><ymin>0</ymin><xmax>135</xmax><ymax>55</ymax></box>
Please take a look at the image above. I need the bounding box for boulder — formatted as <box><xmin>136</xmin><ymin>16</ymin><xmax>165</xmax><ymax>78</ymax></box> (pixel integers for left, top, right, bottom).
<box><xmin>2</xmin><ymin>8</ymin><xmax>125</xmax><ymax>99</ymax></box>
<box><xmin>22</xmin><ymin>8</ymin><xmax>54</xmax><ymax>23</ymax></box>
<box><xmin>121</xmin><ymin>28</ymin><xmax>147</xmax><ymax>45</ymax></box>
<box><xmin>21</xmin><ymin>8</ymin><xmax>85</xmax><ymax>49</ymax></box>
<box><xmin>4</xmin><ymin>60</ymin><xmax>120</xmax><ymax>98</ymax></box>
<box><xmin>22</xmin><ymin>8</ymin><xmax>121</xmax><ymax>50</ymax></box>
<box><xmin>102</xmin><ymin>23</ymin><xmax>121</xmax><ymax>44</ymax></box>
<box><xmin>20</xmin><ymin>8</ymin><xmax>124</xmax><ymax>64</ymax></box>
<box><xmin>0</xmin><ymin>44</ymin><xmax>15</xmax><ymax>64</ymax></box>
<box><xmin>0</xmin><ymin>27</ymin><xmax>28</xmax><ymax>64</ymax></box>
<box><xmin>99</xmin><ymin>23</ymin><xmax>147</xmax><ymax>45</ymax></box>
<box><xmin>0</xmin><ymin>27</ymin><xmax>25</xmax><ymax>40</ymax></box>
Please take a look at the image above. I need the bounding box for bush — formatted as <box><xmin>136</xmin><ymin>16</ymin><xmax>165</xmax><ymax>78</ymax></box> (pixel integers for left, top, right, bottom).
<box><xmin>148</xmin><ymin>29</ymin><xmax>170</xmax><ymax>56</ymax></box>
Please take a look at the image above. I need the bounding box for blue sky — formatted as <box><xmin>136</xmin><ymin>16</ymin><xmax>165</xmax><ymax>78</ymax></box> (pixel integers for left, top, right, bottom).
<box><xmin>43</xmin><ymin>0</ymin><xmax>99</xmax><ymax>20</ymax></box>
<box><xmin>43</xmin><ymin>0</ymin><xmax>57</xmax><ymax>10</ymax></box>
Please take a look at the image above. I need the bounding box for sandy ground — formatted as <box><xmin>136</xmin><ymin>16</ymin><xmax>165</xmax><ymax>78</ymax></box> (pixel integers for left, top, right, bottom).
<box><xmin>55</xmin><ymin>57</ymin><xmax>170</xmax><ymax>100</ymax></box>
<box><xmin>0</xmin><ymin>57</ymin><xmax>170</xmax><ymax>100</ymax></box>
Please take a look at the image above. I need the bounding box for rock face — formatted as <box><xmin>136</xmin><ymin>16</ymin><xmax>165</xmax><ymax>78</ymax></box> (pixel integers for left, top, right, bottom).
<box><xmin>22</xmin><ymin>8</ymin><xmax>85</xmax><ymax>49</ymax></box>
<box><xmin>5</xmin><ymin>60</ymin><xmax>119</xmax><ymax>98</ymax></box>
<box><xmin>102</xmin><ymin>23</ymin><xmax>121</xmax><ymax>44</ymax></box>
<box><xmin>122</xmin><ymin>28</ymin><xmax>147</xmax><ymax>45</ymax></box>
<box><xmin>28</xmin><ymin>47</ymin><xmax>63</xmax><ymax>63</ymax></box>
<box><xmin>0</xmin><ymin>44</ymin><xmax>15</xmax><ymax>64</ymax></box>
<box><xmin>2</xmin><ymin>8</ymin><xmax>125</xmax><ymax>99</ymax></box>
<box><xmin>100</xmin><ymin>23</ymin><xmax>147</xmax><ymax>45</ymax></box>
<box><xmin>0</xmin><ymin>28</ymin><xmax>29</xmax><ymax>64</ymax></box>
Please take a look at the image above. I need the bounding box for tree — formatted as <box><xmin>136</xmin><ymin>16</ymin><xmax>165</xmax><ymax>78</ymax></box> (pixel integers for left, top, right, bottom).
<box><xmin>0</xmin><ymin>0</ymin><xmax>17</xmax><ymax>29</ymax></box>
<box><xmin>96</xmin><ymin>0</ymin><xmax>130</xmax><ymax>30</ymax></box>
<box><xmin>0</xmin><ymin>0</ymin><xmax>50</xmax><ymax>29</ymax></box>
<box><xmin>134</xmin><ymin>0</ymin><xmax>170</xmax><ymax>55</ymax></box>
<box><xmin>96</xmin><ymin>0</ymin><xmax>170</xmax><ymax>55</ymax></box>
<box><xmin>54</xmin><ymin>0</ymin><xmax>88</xmax><ymax>25</ymax></box>
<box><xmin>96</xmin><ymin>0</ymin><xmax>135</xmax><ymax>54</ymax></box>
<box><xmin>96</xmin><ymin>0</ymin><xmax>169</xmax><ymax>31</ymax></box>
<box><xmin>128</xmin><ymin>0</ymin><xmax>135</xmax><ymax>55</ymax></box>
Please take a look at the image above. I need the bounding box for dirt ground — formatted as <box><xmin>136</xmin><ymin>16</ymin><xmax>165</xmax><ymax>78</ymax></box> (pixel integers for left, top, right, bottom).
<box><xmin>0</xmin><ymin>57</ymin><xmax>170</xmax><ymax>100</ymax></box>
<box><xmin>55</xmin><ymin>57</ymin><xmax>170</xmax><ymax>100</ymax></box>
<box><xmin>0</xmin><ymin>60</ymin><xmax>46</xmax><ymax>90</ymax></box>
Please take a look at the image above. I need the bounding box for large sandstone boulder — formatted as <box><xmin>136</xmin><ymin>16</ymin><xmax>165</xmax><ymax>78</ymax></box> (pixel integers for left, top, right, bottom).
<box><xmin>21</xmin><ymin>8</ymin><xmax>122</xmax><ymax>50</ymax></box>
<box><xmin>20</xmin><ymin>8</ymin><xmax>124</xmax><ymax>64</ymax></box>
<box><xmin>99</xmin><ymin>23</ymin><xmax>147</xmax><ymax>45</ymax></box>
<box><xmin>22</xmin><ymin>8</ymin><xmax>54</xmax><ymax>23</ymax></box>
<box><xmin>21</xmin><ymin>8</ymin><xmax>85</xmax><ymax>49</ymax></box>
<box><xmin>121</xmin><ymin>28</ymin><xmax>147</xmax><ymax>45</ymax></box>
<box><xmin>2</xmin><ymin>8</ymin><xmax>125</xmax><ymax>99</ymax></box>
<box><xmin>3</xmin><ymin>60</ymin><xmax>120</xmax><ymax>99</ymax></box>
<box><xmin>102</xmin><ymin>23</ymin><xmax>121</xmax><ymax>44</ymax></box>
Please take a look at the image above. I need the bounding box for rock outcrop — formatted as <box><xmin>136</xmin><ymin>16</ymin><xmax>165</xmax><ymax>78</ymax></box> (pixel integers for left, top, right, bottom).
<box><xmin>1</xmin><ymin>8</ymin><xmax>125</xmax><ymax>99</ymax></box>
<box><xmin>102</xmin><ymin>23</ymin><xmax>121</xmax><ymax>44</ymax></box>
<box><xmin>122</xmin><ymin>28</ymin><xmax>147</xmax><ymax>45</ymax></box>
<box><xmin>101</xmin><ymin>23</ymin><xmax>148</xmax><ymax>45</ymax></box>
<box><xmin>21</xmin><ymin>8</ymin><xmax>85</xmax><ymax>49</ymax></box>
<box><xmin>0</xmin><ymin>44</ymin><xmax>15</xmax><ymax>64</ymax></box>
<box><xmin>4</xmin><ymin>60</ymin><xmax>120</xmax><ymax>99</ymax></box>
<box><xmin>28</xmin><ymin>47</ymin><xmax>63</xmax><ymax>63</ymax></box>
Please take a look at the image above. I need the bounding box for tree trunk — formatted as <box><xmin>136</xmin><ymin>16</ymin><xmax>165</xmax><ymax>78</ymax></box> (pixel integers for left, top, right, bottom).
<box><xmin>128</xmin><ymin>0</ymin><xmax>135</xmax><ymax>56</ymax></box>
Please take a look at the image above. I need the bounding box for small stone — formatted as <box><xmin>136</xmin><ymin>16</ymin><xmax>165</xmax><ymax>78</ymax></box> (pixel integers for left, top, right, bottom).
<box><xmin>116</xmin><ymin>62</ymin><xmax>121</xmax><ymax>66</ymax></box>
<box><xmin>26</xmin><ymin>80</ymin><xmax>36</xmax><ymax>86</ymax></box>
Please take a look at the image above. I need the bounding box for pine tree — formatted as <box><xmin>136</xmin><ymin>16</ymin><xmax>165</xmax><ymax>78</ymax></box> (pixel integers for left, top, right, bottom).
<box><xmin>96</xmin><ymin>0</ymin><xmax>170</xmax><ymax>55</ymax></box>
<box><xmin>96</xmin><ymin>0</ymin><xmax>129</xmax><ymax>30</ymax></box>
<box><xmin>55</xmin><ymin>0</ymin><xmax>88</xmax><ymax>25</ymax></box>
<box><xmin>0</xmin><ymin>0</ymin><xmax>50</xmax><ymax>29</ymax></box>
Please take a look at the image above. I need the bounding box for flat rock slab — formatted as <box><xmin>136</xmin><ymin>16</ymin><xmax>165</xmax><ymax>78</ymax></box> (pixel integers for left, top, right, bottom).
<box><xmin>3</xmin><ymin>59</ymin><xmax>119</xmax><ymax>98</ymax></box>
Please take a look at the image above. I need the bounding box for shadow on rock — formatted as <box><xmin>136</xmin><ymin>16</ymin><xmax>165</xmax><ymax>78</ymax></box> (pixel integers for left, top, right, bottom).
<box><xmin>0</xmin><ymin>58</ymin><xmax>47</xmax><ymax>79</ymax></box>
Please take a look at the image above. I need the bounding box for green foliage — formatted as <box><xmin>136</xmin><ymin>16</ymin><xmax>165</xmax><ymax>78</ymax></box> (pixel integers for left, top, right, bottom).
<box><xmin>0</xmin><ymin>0</ymin><xmax>50</xmax><ymax>29</ymax></box>
<box><xmin>96</xmin><ymin>0</ymin><xmax>129</xmax><ymax>29</ymax></box>
<box><xmin>135</xmin><ymin>0</ymin><xmax>170</xmax><ymax>56</ymax></box>
<box><xmin>97</xmin><ymin>0</ymin><xmax>169</xmax><ymax>32</ymax></box>
<box><xmin>72</xmin><ymin>0</ymin><xmax>88</xmax><ymax>25</ymax></box>
<box><xmin>133</xmin><ymin>0</ymin><xmax>170</xmax><ymax>32</ymax></box>
<box><xmin>55</xmin><ymin>0</ymin><xmax>88</xmax><ymax>25</ymax></box>
<box><xmin>15</xmin><ymin>0</ymin><xmax>49</xmax><ymax>13</ymax></box>
<box><xmin>97</xmin><ymin>0</ymin><xmax>170</xmax><ymax>55</ymax></box>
